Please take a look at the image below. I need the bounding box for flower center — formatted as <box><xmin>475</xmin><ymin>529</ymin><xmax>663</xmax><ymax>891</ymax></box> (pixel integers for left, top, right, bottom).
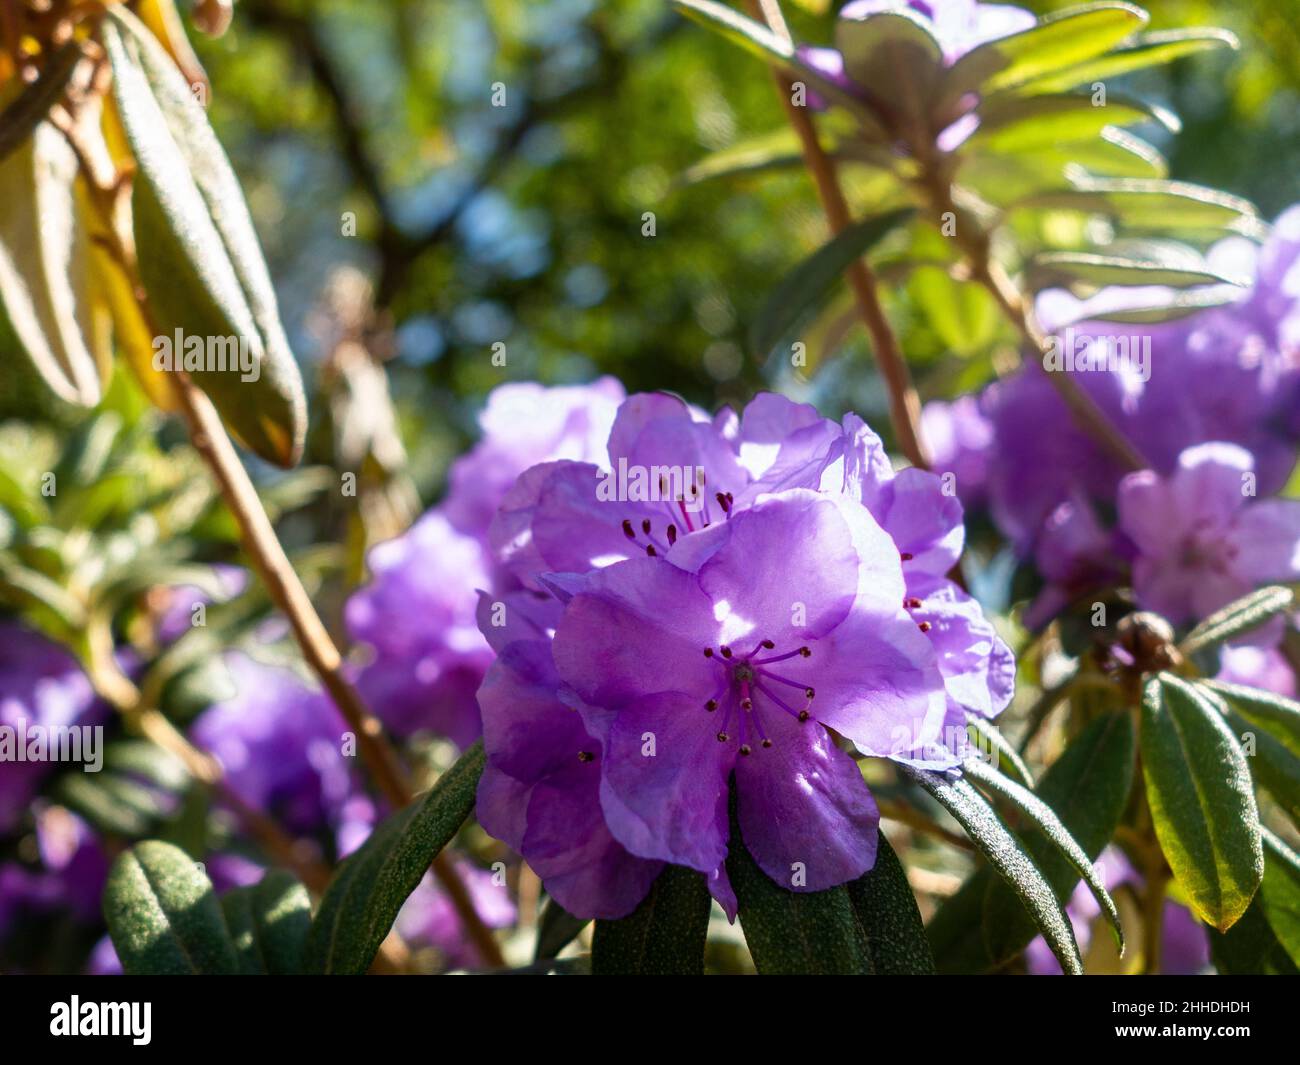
<box><xmin>701</xmin><ymin>638</ymin><xmax>815</xmax><ymax>755</ymax></box>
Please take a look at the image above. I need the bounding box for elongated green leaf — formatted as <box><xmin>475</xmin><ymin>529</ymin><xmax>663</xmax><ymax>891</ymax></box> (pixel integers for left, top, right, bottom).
<box><xmin>965</xmin><ymin>717</ymin><xmax>1034</xmax><ymax>788</ymax></box>
<box><xmin>0</xmin><ymin>123</ymin><xmax>104</xmax><ymax>407</ymax></box>
<box><xmin>909</xmin><ymin>267</ymin><xmax>1000</xmax><ymax>357</ymax></box>
<box><xmin>727</xmin><ymin>790</ymin><xmax>871</xmax><ymax>974</ymax></box>
<box><xmin>1014</xmin><ymin>178</ymin><xmax>1258</xmax><ymax>238</ymax></box>
<box><xmin>1180</xmin><ymin>587</ymin><xmax>1295</xmax><ymax>656</ymax></box>
<box><xmin>947</xmin><ymin>3</ymin><xmax>1148</xmax><ymax>98</ymax></box>
<box><xmin>305</xmin><ymin>740</ymin><xmax>485</xmax><ymax>975</ymax></box>
<box><xmin>225</xmin><ymin>870</ymin><xmax>312</xmax><ymax>975</ymax></box>
<box><xmin>845</xmin><ymin>831</ymin><xmax>934</xmax><ymax>974</ymax></box>
<box><xmin>903</xmin><ymin>765</ymin><xmax>1083</xmax><ymax>974</ymax></box>
<box><xmin>1210</xmin><ymin>693</ymin><xmax>1300</xmax><ymax>831</ymax></box>
<box><xmin>929</xmin><ymin>711</ymin><xmax>1134</xmax><ymax>971</ymax></box>
<box><xmin>670</xmin><ymin>0</ymin><xmax>887</xmax><ymax>135</ymax></box>
<box><xmin>534</xmin><ymin>897</ymin><xmax>591</xmax><ymax>962</ymax></box>
<box><xmin>1057</xmin><ymin>286</ymin><xmax>1242</xmax><ymax>326</ymax></box>
<box><xmin>102</xmin><ymin>9</ymin><xmax>305</xmax><ymax>467</ymax></box>
<box><xmin>104</xmin><ymin>840</ymin><xmax>239</xmax><ymax>975</ymax></box>
<box><xmin>1209</xmin><ymin>893</ymin><xmax>1299</xmax><ymax>975</ymax></box>
<box><xmin>592</xmin><ymin>865</ymin><xmax>711</xmax><ymax>975</ymax></box>
<box><xmin>1141</xmin><ymin>675</ymin><xmax>1262</xmax><ymax>931</ymax></box>
<box><xmin>750</xmin><ymin>208</ymin><xmax>914</xmax><ymax>357</ymax></box>
<box><xmin>971</xmin><ymin>91</ymin><xmax>1175</xmax><ymax>155</ymax></box>
<box><xmin>1017</xmin><ymin>28</ymin><xmax>1239</xmax><ymax>94</ymax></box>
<box><xmin>964</xmin><ymin>756</ymin><xmax>1122</xmax><ymax>953</ymax></box>
<box><xmin>1260</xmin><ymin>828</ymin><xmax>1300</xmax><ymax>965</ymax></box>
<box><xmin>1205</xmin><ymin>680</ymin><xmax>1300</xmax><ymax>759</ymax></box>
<box><xmin>1029</xmin><ymin>249</ymin><xmax>1245</xmax><ymax>292</ymax></box>
<box><xmin>835</xmin><ymin>10</ymin><xmax>942</xmax><ymax>133</ymax></box>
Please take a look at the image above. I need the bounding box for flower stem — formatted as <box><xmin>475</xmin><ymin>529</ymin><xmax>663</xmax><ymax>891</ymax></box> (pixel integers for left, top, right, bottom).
<box><xmin>746</xmin><ymin>0</ymin><xmax>930</xmax><ymax>470</ymax></box>
<box><xmin>55</xmin><ymin>99</ymin><xmax>506</xmax><ymax>970</ymax></box>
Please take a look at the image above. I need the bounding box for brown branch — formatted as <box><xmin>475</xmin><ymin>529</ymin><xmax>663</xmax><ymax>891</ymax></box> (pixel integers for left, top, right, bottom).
<box><xmin>746</xmin><ymin>0</ymin><xmax>930</xmax><ymax>469</ymax></box>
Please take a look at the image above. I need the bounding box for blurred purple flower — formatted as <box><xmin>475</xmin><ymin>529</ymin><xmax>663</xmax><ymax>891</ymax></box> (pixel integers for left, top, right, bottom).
<box><xmin>395</xmin><ymin>861</ymin><xmax>516</xmax><ymax>969</ymax></box>
<box><xmin>154</xmin><ymin>566</ymin><xmax>249</xmax><ymax>645</ymax></box>
<box><xmin>1216</xmin><ymin>645</ymin><xmax>1296</xmax><ymax>698</ymax></box>
<box><xmin>0</xmin><ymin>623</ymin><xmax>106</xmax><ymax>834</ymax></box>
<box><xmin>921</xmin><ymin>395</ymin><xmax>994</xmax><ymax>508</ymax></box>
<box><xmin>1118</xmin><ymin>443</ymin><xmax>1300</xmax><ymax>626</ymax></box>
<box><xmin>1026</xmin><ymin>847</ymin><xmax>1209</xmax><ymax>974</ymax></box>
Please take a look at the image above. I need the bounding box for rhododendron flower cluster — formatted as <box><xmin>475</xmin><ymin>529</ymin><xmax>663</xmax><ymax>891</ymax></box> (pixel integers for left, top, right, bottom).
<box><xmin>475</xmin><ymin>390</ymin><xmax>1013</xmax><ymax>917</ymax></box>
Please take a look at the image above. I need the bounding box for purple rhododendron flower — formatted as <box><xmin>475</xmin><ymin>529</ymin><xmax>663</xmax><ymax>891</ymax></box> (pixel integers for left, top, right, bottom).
<box><xmin>346</xmin><ymin>379</ymin><xmax>625</xmax><ymax>745</ymax></box>
<box><xmin>1118</xmin><ymin>443</ymin><xmax>1300</xmax><ymax>626</ymax></box>
<box><xmin>0</xmin><ymin>623</ymin><xmax>105</xmax><ymax>834</ymax></box>
<box><xmin>1217</xmin><ymin>645</ymin><xmax>1297</xmax><ymax>697</ymax></box>
<box><xmin>921</xmin><ymin>395</ymin><xmax>995</xmax><ymax>508</ymax></box>
<box><xmin>1026</xmin><ymin>847</ymin><xmax>1209</xmax><ymax>975</ymax></box>
<box><xmin>396</xmin><ymin>861</ymin><xmax>516</xmax><ymax>969</ymax></box>
<box><xmin>476</xmin><ymin>391</ymin><xmax>1012</xmax><ymax>918</ymax></box>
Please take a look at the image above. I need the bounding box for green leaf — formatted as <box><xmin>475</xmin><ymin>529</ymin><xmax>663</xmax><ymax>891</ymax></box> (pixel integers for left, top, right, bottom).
<box><xmin>221</xmin><ymin>871</ymin><xmax>313</xmax><ymax>975</ymax></box>
<box><xmin>970</xmin><ymin>91</ymin><xmax>1175</xmax><ymax>156</ymax></box>
<box><xmin>964</xmin><ymin>716</ymin><xmax>1034</xmax><ymax>788</ymax></box>
<box><xmin>0</xmin><ymin>122</ymin><xmax>105</xmax><ymax>407</ymax></box>
<box><xmin>902</xmin><ymin>765</ymin><xmax>1084</xmax><ymax>974</ymax></box>
<box><xmin>946</xmin><ymin>3</ymin><xmax>1149</xmax><ymax>97</ymax></box>
<box><xmin>834</xmin><ymin>10</ymin><xmax>943</xmax><ymax>133</ymax></box>
<box><xmin>103</xmin><ymin>840</ymin><xmax>239</xmax><ymax>975</ymax></box>
<box><xmin>670</xmin><ymin>0</ymin><xmax>888</xmax><ymax>135</ymax></box>
<box><xmin>1015</xmin><ymin>28</ymin><xmax>1239</xmax><ymax>94</ymax></box>
<box><xmin>1014</xmin><ymin>178</ymin><xmax>1258</xmax><ymax>239</ymax></box>
<box><xmin>1209</xmin><ymin>893</ymin><xmax>1299</xmax><ymax>975</ymax></box>
<box><xmin>102</xmin><ymin>8</ymin><xmax>306</xmax><ymax>468</ymax></box>
<box><xmin>727</xmin><ymin>790</ymin><xmax>872</xmax><ymax>974</ymax></box>
<box><xmin>910</xmin><ymin>267</ymin><xmax>1001</xmax><ymax>357</ymax></box>
<box><xmin>929</xmin><ymin>711</ymin><xmax>1135</xmax><ymax>971</ymax></box>
<box><xmin>534</xmin><ymin>897</ymin><xmax>591</xmax><ymax>962</ymax></box>
<box><xmin>1207</xmin><ymin>690</ymin><xmax>1300</xmax><ymax>831</ymax></box>
<box><xmin>1140</xmin><ymin>675</ymin><xmax>1262</xmax><ymax>931</ymax></box>
<box><xmin>1204</xmin><ymin>680</ymin><xmax>1300</xmax><ymax>759</ymax></box>
<box><xmin>1260</xmin><ymin>828</ymin><xmax>1300</xmax><ymax>965</ymax></box>
<box><xmin>304</xmin><ymin>740</ymin><xmax>485</xmax><ymax>975</ymax></box>
<box><xmin>1180</xmin><ymin>587</ymin><xmax>1295</xmax><ymax>656</ymax></box>
<box><xmin>592</xmin><ymin>865</ymin><xmax>712</xmax><ymax>975</ymax></box>
<box><xmin>963</xmin><ymin>755</ymin><xmax>1123</xmax><ymax>953</ymax></box>
<box><xmin>1052</xmin><ymin>286</ymin><xmax>1242</xmax><ymax>326</ymax></box>
<box><xmin>750</xmin><ymin>208</ymin><xmax>915</xmax><ymax>357</ymax></box>
<box><xmin>1028</xmin><ymin>248</ymin><xmax>1245</xmax><ymax>292</ymax></box>
<box><xmin>845</xmin><ymin>831</ymin><xmax>934</xmax><ymax>974</ymax></box>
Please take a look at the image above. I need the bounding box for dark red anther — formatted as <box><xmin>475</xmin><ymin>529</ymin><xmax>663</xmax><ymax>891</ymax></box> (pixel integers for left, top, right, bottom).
<box><xmin>705</xmin><ymin>699</ymin><xmax>718</xmax><ymax>711</ymax></box>
<box><xmin>716</xmin><ymin>492</ymin><xmax>731</xmax><ymax>513</ymax></box>
<box><xmin>704</xmin><ymin>648</ymin><xmax>714</xmax><ymax>658</ymax></box>
<box><xmin>805</xmin><ymin>687</ymin><xmax>815</xmax><ymax>699</ymax></box>
<box><xmin>645</xmin><ymin>544</ymin><xmax>657</xmax><ymax>557</ymax></box>
<box><xmin>761</xmin><ymin>738</ymin><xmax>773</xmax><ymax>749</ymax></box>
<box><xmin>904</xmin><ymin>597</ymin><xmax>922</xmax><ymax>609</ymax></box>
<box><xmin>641</xmin><ymin>518</ymin><xmax>652</xmax><ymax>535</ymax></box>
<box><xmin>900</xmin><ymin>552</ymin><xmax>914</xmax><ymax>561</ymax></box>
<box><xmin>798</xmin><ymin>646</ymin><xmax>811</xmax><ymax>658</ymax></box>
<box><xmin>721</xmin><ymin>646</ymin><xmax>733</xmax><ymax>659</ymax></box>
<box><xmin>621</xmin><ymin>519</ymin><xmax>636</xmax><ymax>540</ymax></box>
<box><xmin>577</xmin><ymin>751</ymin><xmax>594</xmax><ymax>763</ymax></box>
<box><xmin>761</xmin><ymin>639</ymin><xmax>775</xmax><ymax>649</ymax></box>
<box><xmin>716</xmin><ymin>732</ymin><xmax>729</xmax><ymax>743</ymax></box>
<box><xmin>740</xmin><ymin>698</ymin><xmax>753</xmax><ymax>710</ymax></box>
<box><xmin>797</xmin><ymin>710</ymin><xmax>810</xmax><ymax>722</ymax></box>
<box><xmin>918</xmin><ymin>621</ymin><xmax>932</xmax><ymax>633</ymax></box>
<box><xmin>739</xmin><ymin>744</ymin><xmax>752</xmax><ymax>756</ymax></box>
<box><xmin>667</xmin><ymin>524</ymin><xmax>678</xmax><ymax>546</ymax></box>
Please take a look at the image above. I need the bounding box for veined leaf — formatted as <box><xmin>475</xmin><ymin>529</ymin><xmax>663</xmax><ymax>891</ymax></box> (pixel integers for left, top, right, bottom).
<box><xmin>0</xmin><ymin>123</ymin><xmax>105</xmax><ymax>407</ymax></box>
<box><xmin>1180</xmin><ymin>586</ymin><xmax>1295</xmax><ymax>656</ymax></box>
<box><xmin>1028</xmin><ymin>249</ymin><xmax>1246</xmax><ymax>293</ymax></box>
<box><xmin>750</xmin><ymin>207</ymin><xmax>915</xmax><ymax>357</ymax></box>
<box><xmin>103</xmin><ymin>840</ymin><xmax>239</xmax><ymax>975</ymax></box>
<box><xmin>845</xmin><ymin>831</ymin><xmax>934</xmax><ymax>974</ymax></box>
<box><xmin>903</xmin><ymin>765</ymin><xmax>1083</xmax><ymax>974</ymax></box>
<box><xmin>304</xmin><ymin>740</ymin><xmax>485</xmax><ymax>975</ymax></box>
<box><xmin>929</xmin><ymin>712</ymin><xmax>1134</xmax><ymax>972</ymax></box>
<box><xmin>1209</xmin><ymin>892</ymin><xmax>1299</xmax><ymax>974</ymax></box>
<box><xmin>727</xmin><ymin>790</ymin><xmax>872</xmax><ymax>974</ymax></box>
<box><xmin>1207</xmin><ymin>687</ymin><xmax>1300</xmax><ymax>831</ymax></box>
<box><xmin>102</xmin><ymin>8</ymin><xmax>306</xmax><ymax>467</ymax></box>
<box><xmin>1013</xmin><ymin>178</ymin><xmax>1258</xmax><ymax>239</ymax></box>
<box><xmin>945</xmin><ymin>3</ymin><xmax>1149</xmax><ymax>98</ymax></box>
<box><xmin>965</xmin><ymin>716</ymin><xmax>1034</xmax><ymax>788</ymax></box>
<box><xmin>1260</xmin><ymin>828</ymin><xmax>1300</xmax><ymax>966</ymax></box>
<box><xmin>592</xmin><ymin>865</ymin><xmax>711</xmax><ymax>975</ymax></box>
<box><xmin>1015</xmin><ymin>28</ymin><xmax>1239</xmax><ymax>94</ymax></box>
<box><xmin>969</xmin><ymin>91</ymin><xmax>1175</xmax><ymax>155</ymax></box>
<box><xmin>909</xmin><ymin>266</ymin><xmax>1000</xmax><ymax>357</ymax></box>
<box><xmin>1140</xmin><ymin>675</ymin><xmax>1262</xmax><ymax>931</ymax></box>
<box><xmin>221</xmin><ymin>870</ymin><xmax>312</xmax><ymax>975</ymax></box>
<box><xmin>963</xmin><ymin>755</ymin><xmax>1123</xmax><ymax>953</ymax></box>
<box><xmin>1204</xmin><ymin>680</ymin><xmax>1300</xmax><ymax>760</ymax></box>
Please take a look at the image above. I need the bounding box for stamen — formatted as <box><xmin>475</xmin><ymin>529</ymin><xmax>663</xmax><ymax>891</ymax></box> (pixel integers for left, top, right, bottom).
<box><xmin>577</xmin><ymin>751</ymin><xmax>594</xmax><ymax>763</ymax></box>
<box><xmin>706</xmin><ymin>699</ymin><xmax>718</xmax><ymax>711</ymax></box>
<box><xmin>753</xmin><ymin>679</ymin><xmax>809</xmax><ymax>724</ymax></box>
<box><xmin>900</xmin><ymin>552</ymin><xmax>914</xmax><ymax>561</ymax></box>
<box><xmin>758</xmin><ymin>668</ymin><xmax>810</xmax><ymax>692</ymax></box>
<box><xmin>904</xmin><ymin>597</ymin><xmax>922</xmax><ymax>609</ymax></box>
<box><xmin>667</xmin><ymin>524</ymin><xmax>678</xmax><ymax>546</ymax></box>
<box><xmin>645</xmin><ymin>544</ymin><xmax>657</xmax><ymax>557</ymax></box>
<box><xmin>703</xmin><ymin>648</ymin><xmax>714</xmax><ymax>658</ymax></box>
<box><xmin>720</xmin><ymin>646</ymin><xmax>733</xmax><ymax>659</ymax></box>
<box><xmin>918</xmin><ymin>621</ymin><xmax>932</xmax><ymax>633</ymax></box>
<box><xmin>622</xmin><ymin>519</ymin><xmax>636</xmax><ymax>541</ymax></box>
<box><xmin>754</xmin><ymin>645</ymin><xmax>810</xmax><ymax>666</ymax></box>
<box><xmin>715</xmin><ymin>492</ymin><xmax>731</xmax><ymax>514</ymax></box>
<box><xmin>641</xmin><ymin>519</ymin><xmax>652</xmax><ymax>536</ymax></box>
